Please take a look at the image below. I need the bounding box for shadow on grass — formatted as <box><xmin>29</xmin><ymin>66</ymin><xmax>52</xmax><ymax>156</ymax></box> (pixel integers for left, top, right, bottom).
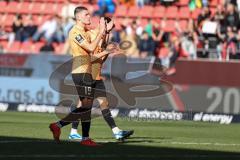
<box><xmin>0</xmin><ymin>136</ymin><xmax>240</xmax><ymax>160</ymax></box>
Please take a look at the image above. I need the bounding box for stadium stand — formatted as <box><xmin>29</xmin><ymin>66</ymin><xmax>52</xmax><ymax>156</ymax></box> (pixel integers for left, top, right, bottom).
<box><xmin>0</xmin><ymin>0</ymin><xmax>239</xmax><ymax>62</ymax></box>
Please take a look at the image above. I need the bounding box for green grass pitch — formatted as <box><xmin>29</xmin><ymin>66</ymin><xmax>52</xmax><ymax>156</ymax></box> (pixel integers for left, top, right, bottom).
<box><xmin>0</xmin><ymin>111</ymin><xmax>240</xmax><ymax>160</ymax></box>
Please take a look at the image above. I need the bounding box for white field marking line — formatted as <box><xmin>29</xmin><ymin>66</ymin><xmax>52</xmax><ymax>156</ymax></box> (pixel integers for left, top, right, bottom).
<box><xmin>0</xmin><ymin>140</ymin><xmax>240</xmax><ymax>146</ymax></box>
<box><xmin>0</xmin><ymin>155</ymin><xmax>240</xmax><ymax>158</ymax></box>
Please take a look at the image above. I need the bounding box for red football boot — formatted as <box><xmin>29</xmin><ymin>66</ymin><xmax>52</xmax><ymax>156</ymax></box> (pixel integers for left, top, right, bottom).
<box><xmin>80</xmin><ymin>138</ymin><xmax>100</xmax><ymax>147</ymax></box>
<box><xmin>49</xmin><ymin>123</ymin><xmax>61</xmax><ymax>143</ymax></box>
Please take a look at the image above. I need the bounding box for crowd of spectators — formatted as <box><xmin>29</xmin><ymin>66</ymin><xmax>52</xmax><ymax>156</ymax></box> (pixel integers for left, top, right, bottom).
<box><xmin>0</xmin><ymin>0</ymin><xmax>240</xmax><ymax>67</ymax></box>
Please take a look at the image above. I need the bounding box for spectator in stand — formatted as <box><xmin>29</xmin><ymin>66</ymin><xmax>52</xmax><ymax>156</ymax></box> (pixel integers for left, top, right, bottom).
<box><xmin>139</xmin><ymin>31</ymin><xmax>151</xmax><ymax>58</ymax></box>
<box><xmin>214</xmin><ymin>5</ymin><xmax>226</xmax><ymax>33</ymax></box>
<box><xmin>0</xmin><ymin>25</ymin><xmax>8</xmax><ymax>41</ymax></box>
<box><xmin>110</xmin><ymin>27</ymin><xmax>121</xmax><ymax>43</ymax></box>
<box><xmin>60</xmin><ymin>0</ymin><xmax>76</xmax><ymax>54</ymax></box>
<box><xmin>197</xmin><ymin>6</ymin><xmax>211</xmax><ymax>26</ymax></box>
<box><xmin>145</xmin><ymin>19</ymin><xmax>153</xmax><ymax>38</ymax></box>
<box><xmin>176</xmin><ymin>19</ymin><xmax>198</xmax><ymax>59</ymax></box>
<box><xmin>135</xmin><ymin>18</ymin><xmax>143</xmax><ymax>37</ymax></box>
<box><xmin>61</xmin><ymin>0</ymin><xmax>77</xmax><ymax>20</ymax></box>
<box><xmin>235</xmin><ymin>29</ymin><xmax>240</xmax><ymax>59</ymax></box>
<box><xmin>213</xmin><ymin>5</ymin><xmax>226</xmax><ymax>60</ymax></box>
<box><xmin>32</xmin><ymin>15</ymin><xmax>58</xmax><ymax>43</ymax></box>
<box><xmin>152</xmin><ymin>21</ymin><xmax>165</xmax><ymax>56</ymax></box>
<box><xmin>169</xmin><ymin>34</ymin><xmax>180</xmax><ymax>67</ymax></box>
<box><xmin>224</xmin><ymin>3</ymin><xmax>240</xmax><ymax>32</ymax></box>
<box><xmin>10</xmin><ymin>14</ymin><xmax>24</xmax><ymax>42</ymax></box>
<box><xmin>52</xmin><ymin>16</ymin><xmax>65</xmax><ymax>43</ymax></box>
<box><xmin>62</xmin><ymin>17</ymin><xmax>74</xmax><ymax>40</ymax></box>
<box><xmin>60</xmin><ymin>0</ymin><xmax>75</xmax><ymax>38</ymax></box>
<box><xmin>226</xmin><ymin>26</ymin><xmax>239</xmax><ymax>59</ymax></box>
<box><xmin>149</xmin><ymin>0</ymin><xmax>158</xmax><ymax>6</ymax></box>
<box><xmin>230</xmin><ymin>0</ymin><xmax>237</xmax><ymax>6</ymax></box>
<box><xmin>119</xmin><ymin>0</ymin><xmax>135</xmax><ymax>7</ymax></box>
<box><xmin>95</xmin><ymin>0</ymin><xmax>116</xmax><ymax>16</ymax></box>
<box><xmin>202</xmin><ymin>0</ymin><xmax>208</xmax><ymax>7</ymax></box>
<box><xmin>237</xmin><ymin>0</ymin><xmax>240</xmax><ymax>11</ymax></box>
<box><xmin>22</xmin><ymin>15</ymin><xmax>37</xmax><ymax>41</ymax></box>
<box><xmin>125</xmin><ymin>19</ymin><xmax>134</xmax><ymax>35</ymax></box>
<box><xmin>0</xmin><ymin>44</ymin><xmax>4</xmax><ymax>54</ymax></box>
<box><xmin>120</xmin><ymin>20</ymin><xmax>139</xmax><ymax>57</ymax></box>
<box><xmin>136</xmin><ymin>0</ymin><xmax>144</xmax><ymax>7</ymax></box>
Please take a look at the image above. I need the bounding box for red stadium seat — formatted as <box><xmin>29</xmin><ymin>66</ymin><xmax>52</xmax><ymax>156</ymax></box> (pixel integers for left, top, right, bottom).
<box><xmin>32</xmin><ymin>42</ymin><xmax>44</xmax><ymax>53</ymax></box>
<box><xmin>6</xmin><ymin>41</ymin><xmax>21</xmax><ymax>53</ymax></box>
<box><xmin>55</xmin><ymin>43</ymin><xmax>65</xmax><ymax>54</ymax></box>
<box><xmin>191</xmin><ymin>8</ymin><xmax>201</xmax><ymax>19</ymax></box>
<box><xmin>210</xmin><ymin>7</ymin><xmax>216</xmax><ymax>16</ymax></box>
<box><xmin>166</xmin><ymin>6</ymin><xmax>178</xmax><ymax>19</ymax></box>
<box><xmin>42</xmin><ymin>3</ymin><xmax>56</xmax><ymax>15</ymax></box>
<box><xmin>139</xmin><ymin>6</ymin><xmax>154</xmax><ymax>18</ymax></box>
<box><xmin>0</xmin><ymin>1</ymin><xmax>7</xmax><ymax>13</ymax></box>
<box><xmin>210</xmin><ymin>0</ymin><xmax>218</xmax><ymax>7</ymax></box>
<box><xmin>18</xmin><ymin>2</ymin><xmax>32</xmax><ymax>14</ymax></box>
<box><xmin>164</xmin><ymin>20</ymin><xmax>175</xmax><ymax>32</ymax></box>
<box><xmin>179</xmin><ymin>7</ymin><xmax>190</xmax><ymax>19</ymax></box>
<box><xmin>3</xmin><ymin>14</ymin><xmax>15</xmax><ymax>27</ymax></box>
<box><xmin>158</xmin><ymin>47</ymin><xmax>170</xmax><ymax>58</ymax></box>
<box><xmin>114</xmin><ymin>5</ymin><xmax>127</xmax><ymax>17</ymax></box>
<box><xmin>30</xmin><ymin>3</ymin><xmax>45</xmax><ymax>14</ymax></box>
<box><xmin>71</xmin><ymin>0</ymin><xmax>85</xmax><ymax>4</ymax></box>
<box><xmin>176</xmin><ymin>0</ymin><xmax>189</xmax><ymax>6</ymax></box>
<box><xmin>5</xmin><ymin>1</ymin><xmax>21</xmax><ymax>14</ymax></box>
<box><xmin>20</xmin><ymin>41</ymin><xmax>34</xmax><ymax>54</ymax></box>
<box><xmin>0</xmin><ymin>41</ymin><xmax>8</xmax><ymax>49</ymax></box>
<box><xmin>153</xmin><ymin>6</ymin><xmax>166</xmax><ymax>18</ymax></box>
<box><xmin>140</xmin><ymin>18</ymin><xmax>148</xmax><ymax>27</ymax></box>
<box><xmin>114</xmin><ymin>18</ymin><xmax>122</xmax><ymax>30</ymax></box>
<box><xmin>179</xmin><ymin>20</ymin><xmax>188</xmax><ymax>31</ymax></box>
<box><xmin>33</xmin><ymin>15</ymin><xmax>42</xmax><ymax>25</ymax></box>
<box><xmin>37</xmin><ymin>0</ymin><xmax>64</xmax><ymax>2</ymax></box>
<box><xmin>56</xmin><ymin>3</ymin><xmax>64</xmax><ymax>13</ymax></box>
<box><xmin>0</xmin><ymin>14</ymin><xmax>4</xmax><ymax>24</ymax></box>
<box><xmin>128</xmin><ymin>6</ymin><xmax>140</xmax><ymax>18</ymax></box>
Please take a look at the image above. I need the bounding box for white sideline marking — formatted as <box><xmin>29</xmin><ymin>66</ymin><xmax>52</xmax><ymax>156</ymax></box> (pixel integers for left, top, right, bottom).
<box><xmin>0</xmin><ymin>140</ymin><xmax>240</xmax><ymax>146</ymax></box>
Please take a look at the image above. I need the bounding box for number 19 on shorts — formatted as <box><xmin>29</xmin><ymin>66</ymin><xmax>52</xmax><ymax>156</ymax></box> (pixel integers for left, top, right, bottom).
<box><xmin>84</xmin><ymin>86</ymin><xmax>92</xmax><ymax>96</ymax></box>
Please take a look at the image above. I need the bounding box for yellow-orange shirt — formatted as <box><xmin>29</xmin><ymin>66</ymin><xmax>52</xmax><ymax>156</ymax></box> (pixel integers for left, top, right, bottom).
<box><xmin>88</xmin><ymin>29</ymin><xmax>105</xmax><ymax>80</ymax></box>
<box><xmin>68</xmin><ymin>25</ymin><xmax>92</xmax><ymax>74</ymax></box>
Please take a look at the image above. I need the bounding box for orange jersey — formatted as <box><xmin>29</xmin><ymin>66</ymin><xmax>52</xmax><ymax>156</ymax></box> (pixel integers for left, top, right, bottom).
<box><xmin>68</xmin><ymin>25</ymin><xmax>92</xmax><ymax>74</ymax></box>
<box><xmin>88</xmin><ymin>29</ymin><xmax>106</xmax><ymax>80</ymax></box>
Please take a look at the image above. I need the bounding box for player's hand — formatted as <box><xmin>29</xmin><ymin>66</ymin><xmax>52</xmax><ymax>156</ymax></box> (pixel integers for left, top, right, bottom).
<box><xmin>99</xmin><ymin>17</ymin><xmax>106</xmax><ymax>35</ymax></box>
<box><xmin>106</xmin><ymin>43</ymin><xmax>118</xmax><ymax>53</ymax></box>
<box><xmin>106</xmin><ymin>19</ymin><xmax>114</xmax><ymax>32</ymax></box>
<box><xmin>106</xmin><ymin>42</ymin><xmax>124</xmax><ymax>56</ymax></box>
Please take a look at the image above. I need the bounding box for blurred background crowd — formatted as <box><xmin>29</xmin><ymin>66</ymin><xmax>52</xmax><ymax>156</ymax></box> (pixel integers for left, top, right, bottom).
<box><xmin>0</xmin><ymin>0</ymin><xmax>240</xmax><ymax>68</ymax></box>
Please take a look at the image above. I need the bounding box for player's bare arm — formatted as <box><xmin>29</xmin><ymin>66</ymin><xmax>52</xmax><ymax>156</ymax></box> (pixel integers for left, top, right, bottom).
<box><xmin>74</xmin><ymin>11</ymin><xmax>106</xmax><ymax>53</ymax></box>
